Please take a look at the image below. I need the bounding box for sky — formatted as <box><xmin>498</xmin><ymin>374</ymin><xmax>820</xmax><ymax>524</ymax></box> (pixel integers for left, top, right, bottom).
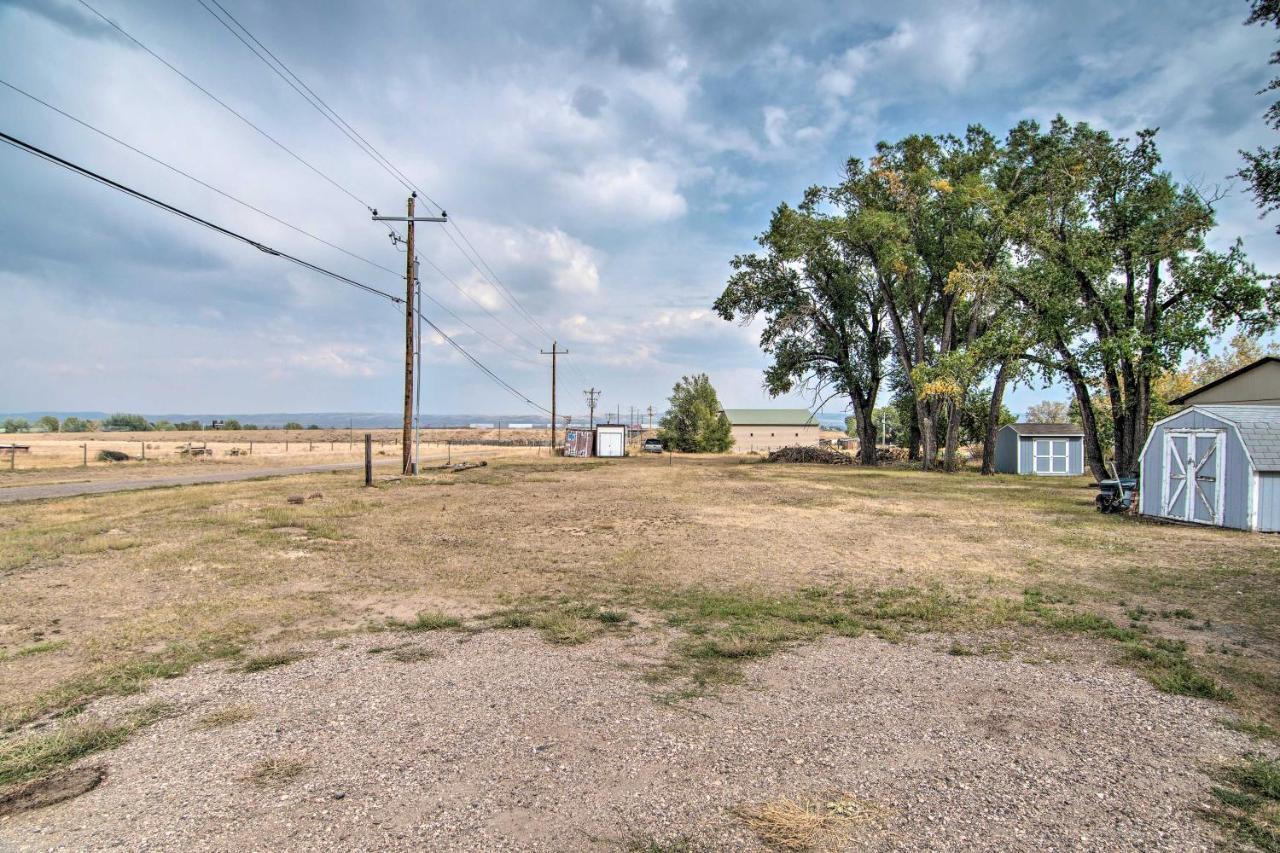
<box><xmin>0</xmin><ymin>0</ymin><xmax>1277</xmax><ymax>421</ymax></box>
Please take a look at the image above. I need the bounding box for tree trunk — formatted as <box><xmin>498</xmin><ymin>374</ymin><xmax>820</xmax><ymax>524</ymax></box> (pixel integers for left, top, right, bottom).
<box><xmin>1115</xmin><ymin>371</ymin><xmax>1150</xmax><ymax>478</ymax></box>
<box><xmin>1063</xmin><ymin>367</ymin><xmax>1108</xmax><ymax>481</ymax></box>
<box><xmin>980</xmin><ymin>361</ymin><xmax>1009</xmax><ymax>475</ymax></box>
<box><xmin>916</xmin><ymin>399</ymin><xmax>938</xmax><ymax>471</ymax></box>
<box><xmin>907</xmin><ymin>403</ymin><xmax>921</xmax><ymax>461</ymax></box>
<box><xmin>942</xmin><ymin>397</ymin><xmax>963</xmax><ymax>471</ymax></box>
<box><xmin>851</xmin><ymin>400</ymin><xmax>878</xmax><ymax>465</ymax></box>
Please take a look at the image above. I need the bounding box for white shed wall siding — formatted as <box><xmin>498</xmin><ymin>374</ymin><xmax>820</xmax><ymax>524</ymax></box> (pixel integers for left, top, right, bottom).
<box><xmin>1257</xmin><ymin>473</ymin><xmax>1280</xmax><ymax>532</ymax></box>
<box><xmin>1139</xmin><ymin>409</ymin><xmax>1253</xmax><ymax>530</ymax></box>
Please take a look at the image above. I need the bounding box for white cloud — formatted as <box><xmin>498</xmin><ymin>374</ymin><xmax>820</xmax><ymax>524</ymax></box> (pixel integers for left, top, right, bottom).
<box><xmin>763</xmin><ymin>105</ymin><xmax>788</xmax><ymax>147</ymax></box>
<box><xmin>557</xmin><ymin>158</ymin><xmax>687</xmax><ymax>222</ymax></box>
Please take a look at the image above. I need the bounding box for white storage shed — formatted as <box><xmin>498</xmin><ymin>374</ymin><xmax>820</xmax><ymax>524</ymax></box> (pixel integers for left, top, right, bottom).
<box><xmin>594</xmin><ymin>424</ymin><xmax>626</xmax><ymax>457</ymax></box>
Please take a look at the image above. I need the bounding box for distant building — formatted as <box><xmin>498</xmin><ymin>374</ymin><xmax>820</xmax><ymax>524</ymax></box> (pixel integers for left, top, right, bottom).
<box><xmin>993</xmin><ymin>423</ymin><xmax>1085</xmax><ymax>475</ymax></box>
<box><xmin>1168</xmin><ymin>356</ymin><xmax>1280</xmax><ymax>406</ymax></box>
<box><xmin>722</xmin><ymin>409</ymin><xmax>820</xmax><ymax>454</ymax></box>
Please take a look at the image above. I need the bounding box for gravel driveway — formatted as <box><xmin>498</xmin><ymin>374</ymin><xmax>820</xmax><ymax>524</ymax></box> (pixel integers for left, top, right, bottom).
<box><xmin>0</xmin><ymin>631</ymin><xmax>1249</xmax><ymax>851</ymax></box>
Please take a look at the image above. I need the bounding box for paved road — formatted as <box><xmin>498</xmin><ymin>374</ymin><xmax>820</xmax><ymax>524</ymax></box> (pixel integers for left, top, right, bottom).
<box><xmin>0</xmin><ymin>461</ymin><xmax>397</xmax><ymax>504</ymax></box>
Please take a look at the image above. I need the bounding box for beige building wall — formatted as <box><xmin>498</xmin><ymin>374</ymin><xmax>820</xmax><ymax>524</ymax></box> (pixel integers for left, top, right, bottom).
<box><xmin>730</xmin><ymin>424</ymin><xmax>823</xmax><ymax>453</ymax></box>
<box><xmin>1183</xmin><ymin>361</ymin><xmax>1280</xmax><ymax>405</ymax></box>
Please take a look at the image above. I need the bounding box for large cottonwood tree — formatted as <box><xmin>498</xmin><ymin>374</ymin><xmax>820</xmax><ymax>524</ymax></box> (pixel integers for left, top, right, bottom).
<box><xmin>1002</xmin><ymin>117</ymin><xmax>1276</xmax><ymax>478</ymax></box>
<box><xmin>829</xmin><ymin>128</ymin><xmax>1014</xmax><ymax>470</ymax></box>
<box><xmin>716</xmin><ymin>190</ymin><xmax>889</xmax><ymax>464</ymax></box>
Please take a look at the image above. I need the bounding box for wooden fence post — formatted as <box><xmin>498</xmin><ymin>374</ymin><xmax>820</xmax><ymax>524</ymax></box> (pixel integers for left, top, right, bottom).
<box><xmin>364</xmin><ymin>433</ymin><xmax>373</xmax><ymax>487</ymax></box>
<box><xmin>82</xmin><ymin>444</ymin><xmax>87</xmax><ymax>467</ymax></box>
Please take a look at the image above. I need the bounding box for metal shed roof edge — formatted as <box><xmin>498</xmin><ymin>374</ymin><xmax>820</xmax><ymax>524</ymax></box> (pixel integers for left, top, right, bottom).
<box><xmin>1141</xmin><ymin>404</ymin><xmax>1280</xmax><ymax>472</ymax></box>
<box><xmin>721</xmin><ymin>408</ymin><xmax>817</xmax><ymax>426</ymax></box>
<box><xmin>1000</xmin><ymin>423</ymin><xmax>1084</xmax><ymax>436</ymax></box>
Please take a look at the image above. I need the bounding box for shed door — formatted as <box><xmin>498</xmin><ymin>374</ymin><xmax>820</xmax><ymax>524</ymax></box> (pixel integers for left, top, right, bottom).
<box><xmin>1162</xmin><ymin>430</ymin><xmax>1223</xmax><ymax>524</ymax></box>
<box><xmin>597</xmin><ymin>430</ymin><xmax>623</xmax><ymax>457</ymax></box>
<box><xmin>1032</xmin><ymin>439</ymin><xmax>1068</xmax><ymax>474</ymax></box>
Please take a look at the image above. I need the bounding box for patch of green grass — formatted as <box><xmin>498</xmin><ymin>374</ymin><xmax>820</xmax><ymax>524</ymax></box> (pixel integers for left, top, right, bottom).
<box><xmin>390</xmin><ymin>646</ymin><xmax>437</xmax><ymax>663</ymax></box>
<box><xmin>684</xmin><ymin>634</ymin><xmax>773</xmax><ymax>660</ymax></box>
<box><xmin>0</xmin><ymin>702</ymin><xmax>172</xmax><ymax>787</ymax></box>
<box><xmin>597</xmin><ymin>609</ymin><xmax>628</xmax><ymax>625</ymax></box>
<box><xmin>238</xmin><ymin>650</ymin><xmax>306</xmax><ymax>673</ymax></box>
<box><xmin>1123</xmin><ymin>643</ymin><xmax>1234</xmax><ymax>701</ymax></box>
<box><xmin>631</xmin><ymin>584</ymin><xmax>973</xmax><ymax>700</ymax></box>
<box><xmin>1220</xmin><ymin>717</ymin><xmax>1280</xmax><ymax>741</ymax></box>
<box><xmin>1205</xmin><ymin>754</ymin><xmax>1280</xmax><ymax>851</ymax></box>
<box><xmin>391</xmin><ymin>611</ymin><xmax>463</xmax><ymax>632</ymax></box>
<box><xmin>3</xmin><ymin>639</ymin><xmax>242</xmax><ymax>731</ymax></box>
<box><xmin>490</xmin><ymin>610</ymin><xmax>534</xmax><ymax>629</ymax></box>
<box><xmin>948</xmin><ymin>642</ymin><xmax>975</xmax><ymax>657</ymax></box>
<box><xmin>0</xmin><ymin>639</ymin><xmax>68</xmax><ymax>662</ymax></box>
<box><xmin>0</xmin><ymin>721</ymin><xmax>132</xmax><ymax>787</ymax></box>
<box><xmin>194</xmin><ymin>705</ymin><xmax>254</xmax><ymax>729</ymax></box>
<box><xmin>533</xmin><ymin>613</ymin><xmax>594</xmax><ymax>645</ymax></box>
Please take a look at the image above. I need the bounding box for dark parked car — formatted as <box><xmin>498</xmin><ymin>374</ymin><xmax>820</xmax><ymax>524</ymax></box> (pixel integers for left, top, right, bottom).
<box><xmin>642</xmin><ymin>438</ymin><xmax>664</xmax><ymax>453</ymax></box>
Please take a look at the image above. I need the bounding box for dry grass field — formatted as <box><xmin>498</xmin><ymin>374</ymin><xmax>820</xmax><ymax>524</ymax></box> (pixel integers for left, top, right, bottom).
<box><xmin>0</xmin><ymin>428</ymin><xmax>556</xmax><ymax>487</ymax></box>
<box><xmin>1</xmin><ymin>455</ymin><xmax>1278</xmax><ymax>849</ymax></box>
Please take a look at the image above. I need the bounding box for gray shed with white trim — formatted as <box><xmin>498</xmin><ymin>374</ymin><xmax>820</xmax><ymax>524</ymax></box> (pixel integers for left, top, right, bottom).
<box><xmin>993</xmin><ymin>423</ymin><xmax>1086</xmax><ymax>476</ymax></box>
<box><xmin>1139</xmin><ymin>405</ymin><xmax>1280</xmax><ymax>531</ymax></box>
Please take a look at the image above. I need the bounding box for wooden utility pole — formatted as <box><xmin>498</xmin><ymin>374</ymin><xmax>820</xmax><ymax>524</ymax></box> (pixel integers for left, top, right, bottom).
<box><xmin>400</xmin><ymin>194</ymin><xmax>415</xmax><ymax>474</ymax></box>
<box><xmin>584</xmin><ymin>387</ymin><xmax>601</xmax><ymax>428</ymax></box>
<box><xmin>371</xmin><ymin>194</ymin><xmax>447</xmax><ymax>476</ymax></box>
<box><xmin>541</xmin><ymin>341</ymin><xmax>568</xmax><ymax>450</ymax></box>
<box><xmin>647</xmin><ymin>405</ymin><xmax>654</xmax><ymax>432</ymax></box>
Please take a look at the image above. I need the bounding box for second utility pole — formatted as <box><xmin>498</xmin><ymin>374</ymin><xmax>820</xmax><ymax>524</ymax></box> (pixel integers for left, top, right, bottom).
<box><xmin>541</xmin><ymin>340</ymin><xmax>568</xmax><ymax>451</ymax></box>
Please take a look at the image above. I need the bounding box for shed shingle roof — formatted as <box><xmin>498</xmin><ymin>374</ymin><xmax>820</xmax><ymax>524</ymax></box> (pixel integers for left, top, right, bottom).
<box><xmin>1003</xmin><ymin>422</ymin><xmax>1083</xmax><ymax>436</ymax></box>
<box><xmin>721</xmin><ymin>408</ymin><xmax>816</xmax><ymax>426</ymax></box>
<box><xmin>1194</xmin><ymin>405</ymin><xmax>1280</xmax><ymax>471</ymax></box>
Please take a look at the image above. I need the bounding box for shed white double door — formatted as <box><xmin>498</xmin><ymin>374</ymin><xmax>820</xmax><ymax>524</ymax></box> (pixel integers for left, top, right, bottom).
<box><xmin>1031</xmin><ymin>438</ymin><xmax>1070</xmax><ymax>474</ymax></box>
<box><xmin>1162</xmin><ymin>430</ymin><xmax>1224</xmax><ymax>525</ymax></box>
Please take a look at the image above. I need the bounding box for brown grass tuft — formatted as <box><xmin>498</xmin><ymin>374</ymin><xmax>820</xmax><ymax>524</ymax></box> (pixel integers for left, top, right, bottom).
<box><xmin>244</xmin><ymin>755</ymin><xmax>306</xmax><ymax>786</ymax></box>
<box><xmin>738</xmin><ymin>793</ymin><xmax>891</xmax><ymax>851</ymax></box>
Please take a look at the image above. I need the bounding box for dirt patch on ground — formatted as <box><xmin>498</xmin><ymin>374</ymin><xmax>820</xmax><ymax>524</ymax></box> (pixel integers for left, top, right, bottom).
<box><xmin>0</xmin><ymin>630</ymin><xmax>1253</xmax><ymax>851</ymax></box>
<box><xmin>0</xmin><ymin>765</ymin><xmax>105</xmax><ymax>818</ymax></box>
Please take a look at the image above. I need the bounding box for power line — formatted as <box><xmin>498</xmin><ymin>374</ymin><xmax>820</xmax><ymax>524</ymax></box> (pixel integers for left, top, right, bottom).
<box><xmin>0</xmin><ymin>77</ymin><xmax>403</xmax><ymax>281</ymax></box>
<box><xmin>415</xmin><ymin>252</ymin><xmax>541</xmax><ymax>352</ymax></box>
<box><xmin>0</xmin><ymin>80</ymin><xmax>530</xmax><ymax>363</ymax></box>
<box><xmin>418</xmin><ymin>311</ymin><xmax>550</xmax><ymax>416</ymax></box>
<box><xmin>1</xmin><ymin>128</ymin><xmax>550</xmax><ymax>417</ymax></box>
<box><xmin>183</xmin><ymin>0</ymin><xmax>556</xmax><ymax>346</ymax></box>
<box><xmin>183</xmin><ymin>0</ymin><xmax>548</xmax><ymax>358</ymax></box>
<box><xmin>76</xmin><ymin>0</ymin><xmax>374</xmax><ymax>211</ymax></box>
<box><xmin>0</xmin><ymin>128</ymin><xmax>401</xmax><ymax>303</ymax></box>
<box><xmin>192</xmin><ymin>0</ymin><xmax>423</xmax><ymax>201</ymax></box>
